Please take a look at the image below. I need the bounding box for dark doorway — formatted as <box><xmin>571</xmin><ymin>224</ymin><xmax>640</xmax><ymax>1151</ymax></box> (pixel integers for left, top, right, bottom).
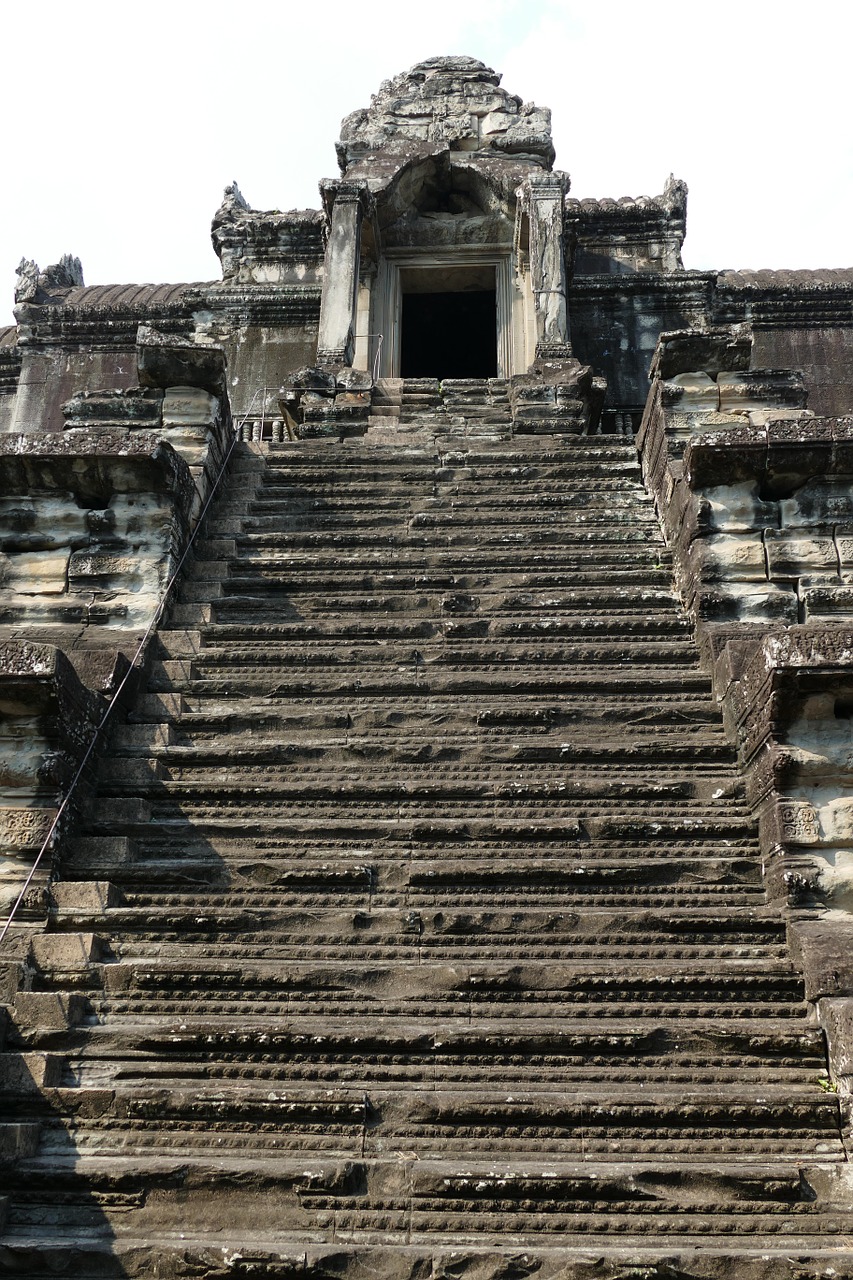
<box><xmin>400</xmin><ymin>290</ymin><xmax>498</xmax><ymax>379</ymax></box>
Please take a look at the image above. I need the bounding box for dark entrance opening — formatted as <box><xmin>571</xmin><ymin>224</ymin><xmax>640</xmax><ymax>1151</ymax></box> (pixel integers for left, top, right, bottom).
<box><xmin>399</xmin><ymin>264</ymin><xmax>498</xmax><ymax>379</ymax></box>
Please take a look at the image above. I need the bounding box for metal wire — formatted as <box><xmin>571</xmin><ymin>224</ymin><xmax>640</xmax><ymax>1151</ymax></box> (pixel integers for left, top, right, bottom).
<box><xmin>0</xmin><ymin>387</ymin><xmax>268</xmax><ymax>945</ymax></box>
<box><xmin>369</xmin><ymin>334</ymin><xmax>384</xmax><ymax>383</ymax></box>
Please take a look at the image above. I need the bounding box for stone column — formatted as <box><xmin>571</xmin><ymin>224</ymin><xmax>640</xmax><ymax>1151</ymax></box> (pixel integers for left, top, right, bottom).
<box><xmin>525</xmin><ymin>173</ymin><xmax>572</xmax><ymax>361</ymax></box>
<box><xmin>317</xmin><ymin>181</ymin><xmax>369</xmax><ymax>369</ymax></box>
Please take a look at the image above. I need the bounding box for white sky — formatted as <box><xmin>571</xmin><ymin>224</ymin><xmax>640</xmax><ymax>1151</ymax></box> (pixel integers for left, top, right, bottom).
<box><xmin>1</xmin><ymin>0</ymin><xmax>851</xmax><ymax>326</ymax></box>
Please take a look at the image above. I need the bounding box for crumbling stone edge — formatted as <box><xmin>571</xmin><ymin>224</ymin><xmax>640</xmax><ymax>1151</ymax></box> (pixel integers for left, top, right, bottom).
<box><xmin>0</xmin><ymin>329</ymin><xmax>235</xmax><ymax>941</ymax></box>
<box><xmin>638</xmin><ymin>323</ymin><xmax>853</xmax><ymax>1122</ymax></box>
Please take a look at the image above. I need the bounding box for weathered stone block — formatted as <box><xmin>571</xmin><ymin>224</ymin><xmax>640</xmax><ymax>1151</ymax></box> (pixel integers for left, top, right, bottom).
<box><xmin>818</xmin><ymin>797</ymin><xmax>853</xmax><ymax>845</ymax></box>
<box><xmin>65</xmin><ymin>835</ymin><xmax>135</xmax><ymax>871</ymax></box>
<box><xmin>661</xmin><ymin>371</ymin><xmax>719</xmax><ymax>413</ymax></box>
<box><xmin>780</xmin><ymin>480</ymin><xmax>853</xmax><ymax>528</ymax></box>
<box><xmin>50</xmin><ymin>880</ymin><xmax>120</xmax><ymax>911</ymax></box>
<box><xmin>834</xmin><ymin>529</ymin><xmax>853</xmax><ymax>581</ymax></box>
<box><xmin>818</xmin><ymin>996</ymin><xmax>853</xmax><ymax>1086</ymax></box>
<box><xmin>0</xmin><ymin>1053</ymin><xmax>61</xmax><ymax>1092</ymax></box>
<box><xmin>684</xmin><ymin>427</ymin><xmax>768</xmax><ymax>488</ymax></box>
<box><xmin>29</xmin><ymin>932</ymin><xmax>101</xmax><ymax>970</ymax></box>
<box><xmin>689</xmin><ymin>534</ymin><xmax>767</xmax><ymax>582</ymax></box>
<box><xmin>336</xmin><ymin>367</ymin><xmax>372</xmax><ymax>392</ymax></box>
<box><xmin>649</xmin><ymin>325</ymin><xmax>752</xmax><ymax>379</ymax></box>
<box><xmin>718</xmin><ymin>370</ymin><xmax>808</xmax><ymax>413</ymax></box>
<box><xmin>162</xmin><ymin>386</ymin><xmax>218</xmax><ymax>428</ymax></box>
<box><xmin>0</xmin><ymin>1123</ymin><xmax>40</xmax><ymax>1160</ymax></box>
<box><xmin>693</xmin><ymin>583</ymin><xmax>798</xmax><ymax>624</ymax></box>
<box><xmin>334</xmin><ymin>392</ymin><xmax>370</xmax><ymax>409</ymax></box>
<box><xmin>512</xmin><ymin>385</ymin><xmax>557</xmax><ymax>406</ymax></box>
<box><xmin>0</xmin><ymin>493</ymin><xmax>88</xmax><ymax>549</ymax></box>
<box><xmin>14</xmin><ymin>991</ymin><xmax>86</xmax><ymax>1029</ymax></box>
<box><xmin>0</xmin><ymin>549</ymin><xmax>70</xmax><ymax>594</ymax></box>
<box><xmin>802</xmin><ymin>585</ymin><xmax>853</xmax><ymax>620</ymax></box>
<box><xmin>765</xmin><ymin>531</ymin><xmax>837</xmax><ymax>578</ymax></box>
<box><xmin>703</xmin><ymin>482</ymin><xmax>778</xmax><ymax>533</ymax></box>
<box><xmin>514</xmin><ymin>403</ymin><xmax>576</xmax><ymax>422</ymax></box>
<box><xmin>63</xmin><ymin>390</ymin><xmax>162</xmax><ymax>431</ymax></box>
<box><xmin>137</xmin><ymin>328</ymin><xmax>227</xmax><ymax>397</ymax></box>
<box><xmin>790</xmin><ymin>916</ymin><xmax>853</xmax><ymax>1000</ymax></box>
<box><xmin>763</xmin><ymin>796</ymin><xmax>821</xmax><ymax>847</ymax></box>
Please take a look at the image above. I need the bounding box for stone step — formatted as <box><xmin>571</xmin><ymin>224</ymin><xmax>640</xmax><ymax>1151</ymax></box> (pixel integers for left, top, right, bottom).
<box><xmin>257</xmin><ymin>448</ymin><xmax>633</xmax><ymax>465</ymax></box>
<box><xmin>249</xmin><ymin>460</ymin><xmax>645</xmax><ymax>482</ymax></box>
<box><xmin>29</xmin><ymin>1090</ymin><xmax>841</xmax><ymax>1162</ymax></box>
<box><xmin>63</xmin><ymin>1012</ymin><xmax>817</xmax><ymax>1056</ymax></box>
<box><xmin>48</xmin><ymin>912</ymin><xmax>789</xmax><ymax>964</ymax></box>
<box><xmin>2</xmin><ymin>1155</ymin><xmax>849</xmax><ymax>1246</ymax></box>
<box><xmin>101</xmin><ymin>882</ymin><xmax>761</xmax><ymax>914</ymax></box>
<box><xmin>144</xmin><ymin>663</ymin><xmax>716</xmax><ymax>698</ymax></box>
<box><xmin>61</xmin><ymin>1042</ymin><xmax>829</xmax><ymax>1090</ymax></box>
<box><xmin>92</xmin><ymin>990</ymin><xmax>805</xmax><ymax>1024</ymax></box>
<box><xmin>166</xmin><ymin>596</ymin><xmax>684</xmax><ymax>627</ymax></box>
<box><xmin>111</xmin><ymin>834</ymin><xmax>763</xmax><ymax>881</ymax></box>
<box><xmin>227</xmin><ymin>541</ymin><xmax>674</xmax><ymax>566</ymax></box>
<box><xmin>236</xmin><ymin>498</ymin><xmax>655</xmax><ymax>523</ymax></box>
<box><xmin>88</xmin><ymin>956</ymin><xmax>802</xmax><ymax>998</ymax></box>
<box><xmin>60</xmin><ymin>877</ymin><xmax>766</xmax><ymax>916</ymax></box>
<box><xmin>225</xmin><ymin>525</ymin><xmax>662</xmax><ymax>550</ymax></box>
<box><xmin>177</xmin><ymin>564</ymin><xmax>679</xmax><ymax>592</ymax></box>
<box><xmin>64</xmin><ymin>850</ymin><xmax>766</xmax><ymax>896</ymax></box>
<box><xmin>127</xmin><ymin>694</ymin><xmax>723</xmax><ymax>733</ymax></box>
<box><xmin>113</xmin><ymin>727</ymin><xmax>730</xmax><ymax>759</ymax></box>
<box><xmin>192</xmin><ymin>615</ymin><xmax>693</xmax><ymax>644</ymax></box>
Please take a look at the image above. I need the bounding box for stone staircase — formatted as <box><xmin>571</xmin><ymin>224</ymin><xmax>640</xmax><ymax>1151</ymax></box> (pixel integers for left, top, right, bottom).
<box><xmin>372</xmin><ymin>377</ymin><xmax>513</xmax><ymax>434</ymax></box>
<box><xmin>1</xmin><ymin>433</ymin><xmax>851</xmax><ymax>1277</ymax></box>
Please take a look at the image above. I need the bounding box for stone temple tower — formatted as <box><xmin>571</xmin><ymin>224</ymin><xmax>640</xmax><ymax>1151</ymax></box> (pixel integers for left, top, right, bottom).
<box><xmin>2</xmin><ymin>55</ymin><xmax>853</xmax><ymax>1280</ymax></box>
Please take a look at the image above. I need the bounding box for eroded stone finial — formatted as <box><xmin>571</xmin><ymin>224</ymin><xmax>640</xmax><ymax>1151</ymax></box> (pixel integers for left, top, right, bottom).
<box><xmin>337</xmin><ymin>55</ymin><xmax>555</xmax><ymax>174</ymax></box>
<box><xmin>218</xmin><ymin>182</ymin><xmax>250</xmax><ymax>217</ymax></box>
<box><xmin>662</xmin><ymin>174</ymin><xmax>688</xmax><ymax>216</ymax></box>
<box><xmin>14</xmin><ymin>254</ymin><xmax>83</xmax><ymax>305</ymax></box>
<box><xmin>45</xmin><ymin>254</ymin><xmax>84</xmax><ymax>290</ymax></box>
<box><xmin>14</xmin><ymin>258</ymin><xmax>40</xmax><ymax>304</ymax></box>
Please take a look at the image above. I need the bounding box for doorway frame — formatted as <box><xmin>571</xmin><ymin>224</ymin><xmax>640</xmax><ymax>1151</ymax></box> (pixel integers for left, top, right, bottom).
<box><xmin>371</xmin><ymin>248</ymin><xmax>516</xmax><ymax>380</ymax></box>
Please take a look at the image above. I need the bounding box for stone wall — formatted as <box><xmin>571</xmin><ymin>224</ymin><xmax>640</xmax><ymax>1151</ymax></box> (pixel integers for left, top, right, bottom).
<box><xmin>0</xmin><ymin>329</ymin><xmax>234</xmax><ymax>915</ymax></box>
<box><xmin>637</xmin><ymin>323</ymin><xmax>853</xmax><ymax>1093</ymax></box>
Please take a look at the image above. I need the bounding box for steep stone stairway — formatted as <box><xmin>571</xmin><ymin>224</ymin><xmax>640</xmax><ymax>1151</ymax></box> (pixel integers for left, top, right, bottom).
<box><xmin>2</xmin><ymin>432</ymin><xmax>851</xmax><ymax>1277</ymax></box>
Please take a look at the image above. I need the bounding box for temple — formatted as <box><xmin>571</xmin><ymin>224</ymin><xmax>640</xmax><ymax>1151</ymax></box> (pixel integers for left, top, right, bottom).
<box><xmin>2</xmin><ymin>55</ymin><xmax>853</xmax><ymax>1278</ymax></box>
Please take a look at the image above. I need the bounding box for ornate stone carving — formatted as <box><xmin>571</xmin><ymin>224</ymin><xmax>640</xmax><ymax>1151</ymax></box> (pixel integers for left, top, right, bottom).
<box><xmin>14</xmin><ymin>254</ymin><xmax>83</xmax><ymax>306</ymax></box>
<box><xmin>0</xmin><ymin>806</ymin><xmax>56</xmax><ymax>853</ymax></box>
<box><xmin>778</xmin><ymin>798</ymin><xmax>821</xmax><ymax>845</ymax></box>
